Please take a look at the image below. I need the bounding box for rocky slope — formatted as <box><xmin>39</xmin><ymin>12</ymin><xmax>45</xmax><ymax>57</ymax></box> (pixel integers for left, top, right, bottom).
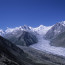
<box><xmin>2</xmin><ymin>25</ymin><xmax>51</xmax><ymax>46</ymax></box>
<box><xmin>18</xmin><ymin>45</ymin><xmax>65</xmax><ymax>65</ymax></box>
<box><xmin>45</xmin><ymin>21</ymin><xmax>65</xmax><ymax>40</ymax></box>
<box><xmin>4</xmin><ymin>31</ymin><xmax>38</xmax><ymax>46</ymax></box>
<box><xmin>0</xmin><ymin>36</ymin><xmax>27</xmax><ymax>65</ymax></box>
<box><xmin>3</xmin><ymin>25</ymin><xmax>38</xmax><ymax>46</ymax></box>
<box><xmin>50</xmin><ymin>31</ymin><xmax>65</xmax><ymax>47</ymax></box>
<box><xmin>45</xmin><ymin>21</ymin><xmax>65</xmax><ymax>47</ymax></box>
<box><xmin>1</xmin><ymin>36</ymin><xmax>65</xmax><ymax>65</ymax></box>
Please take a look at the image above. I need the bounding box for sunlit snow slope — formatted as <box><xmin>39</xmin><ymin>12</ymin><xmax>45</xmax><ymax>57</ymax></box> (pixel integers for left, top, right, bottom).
<box><xmin>31</xmin><ymin>25</ymin><xmax>52</xmax><ymax>35</ymax></box>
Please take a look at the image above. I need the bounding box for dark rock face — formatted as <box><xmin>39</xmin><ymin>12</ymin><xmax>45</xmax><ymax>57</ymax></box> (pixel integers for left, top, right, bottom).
<box><xmin>50</xmin><ymin>31</ymin><xmax>65</xmax><ymax>47</ymax></box>
<box><xmin>45</xmin><ymin>23</ymin><xmax>65</xmax><ymax>40</ymax></box>
<box><xmin>4</xmin><ymin>31</ymin><xmax>38</xmax><ymax>46</ymax></box>
<box><xmin>20</xmin><ymin>31</ymin><xmax>38</xmax><ymax>46</ymax></box>
<box><xmin>0</xmin><ymin>36</ymin><xmax>27</xmax><ymax>65</ymax></box>
<box><xmin>0</xmin><ymin>36</ymin><xmax>40</xmax><ymax>65</ymax></box>
<box><xmin>0</xmin><ymin>54</ymin><xmax>19</xmax><ymax>65</ymax></box>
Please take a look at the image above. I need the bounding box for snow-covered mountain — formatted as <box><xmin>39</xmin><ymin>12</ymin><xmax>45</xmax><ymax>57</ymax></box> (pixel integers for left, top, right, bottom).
<box><xmin>1</xmin><ymin>21</ymin><xmax>65</xmax><ymax>57</ymax></box>
<box><xmin>0</xmin><ymin>25</ymin><xmax>51</xmax><ymax>35</ymax></box>
<box><xmin>1</xmin><ymin>25</ymin><xmax>52</xmax><ymax>36</ymax></box>
<box><xmin>31</xmin><ymin>25</ymin><xmax>52</xmax><ymax>35</ymax></box>
<box><xmin>1</xmin><ymin>21</ymin><xmax>65</xmax><ymax>37</ymax></box>
<box><xmin>0</xmin><ymin>29</ymin><xmax>4</xmax><ymax>35</ymax></box>
<box><xmin>50</xmin><ymin>31</ymin><xmax>65</xmax><ymax>47</ymax></box>
<box><xmin>5</xmin><ymin>25</ymin><xmax>31</xmax><ymax>34</ymax></box>
<box><xmin>45</xmin><ymin>21</ymin><xmax>65</xmax><ymax>39</ymax></box>
<box><xmin>2</xmin><ymin>25</ymin><xmax>51</xmax><ymax>46</ymax></box>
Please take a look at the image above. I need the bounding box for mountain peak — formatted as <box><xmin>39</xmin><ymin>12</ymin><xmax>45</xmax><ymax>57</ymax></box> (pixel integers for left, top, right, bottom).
<box><xmin>59</xmin><ymin>21</ymin><xmax>65</xmax><ymax>26</ymax></box>
<box><xmin>0</xmin><ymin>29</ymin><xmax>4</xmax><ymax>35</ymax></box>
<box><xmin>45</xmin><ymin>21</ymin><xmax>65</xmax><ymax>39</ymax></box>
<box><xmin>39</xmin><ymin>25</ymin><xmax>46</xmax><ymax>28</ymax></box>
<box><xmin>0</xmin><ymin>25</ymin><xmax>52</xmax><ymax>36</ymax></box>
<box><xmin>21</xmin><ymin>25</ymin><xmax>31</xmax><ymax>30</ymax></box>
<box><xmin>32</xmin><ymin>25</ymin><xmax>52</xmax><ymax>35</ymax></box>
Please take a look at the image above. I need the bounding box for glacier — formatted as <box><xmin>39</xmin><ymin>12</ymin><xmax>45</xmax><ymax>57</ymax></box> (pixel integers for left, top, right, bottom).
<box><xmin>30</xmin><ymin>35</ymin><xmax>65</xmax><ymax>57</ymax></box>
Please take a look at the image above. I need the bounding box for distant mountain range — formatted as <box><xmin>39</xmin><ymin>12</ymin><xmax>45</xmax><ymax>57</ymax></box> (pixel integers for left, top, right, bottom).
<box><xmin>0</xmin><ymin>21</ymin><xmax>65</xmax><ymax>47</ymax></box>
<box><xmin>0</xmin><ymin>21</ymin><xmax>65</xmax><ymax>65</ymax></box>
<box><xmin>0</xmin><ymin>24</ymin><xmax>52</xmax><ymax>46</ymax></box>
<box><xmin>0</xmin><ymin>24</ymin><xmax>52</xmax><ymax>36</ymax></box>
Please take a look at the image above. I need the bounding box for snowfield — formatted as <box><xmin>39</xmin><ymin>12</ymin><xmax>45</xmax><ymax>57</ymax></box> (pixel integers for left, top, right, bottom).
<box><xmin>30</xmin><ymin>35</ymin><xmax>65</xmax><ymax>57</ymax></box>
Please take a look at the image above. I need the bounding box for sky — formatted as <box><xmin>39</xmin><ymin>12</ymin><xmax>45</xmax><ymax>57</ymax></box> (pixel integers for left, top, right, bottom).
<box><xmin>0</xmin><ymin>0</ymin><xmax>65</xmax><ymax>29</ymax></box>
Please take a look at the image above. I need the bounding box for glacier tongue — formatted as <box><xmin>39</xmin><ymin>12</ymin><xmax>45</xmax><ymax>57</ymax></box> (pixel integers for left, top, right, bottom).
<box><xmin>30</xmin><ymin>35</ymin><xmax>65</xmax><ymax>56</ymax></box>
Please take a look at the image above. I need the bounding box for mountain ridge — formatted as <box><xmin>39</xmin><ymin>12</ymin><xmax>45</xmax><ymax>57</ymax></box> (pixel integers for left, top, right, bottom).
<box><xmin>45</xmin><ymin>21</ymin><xmax>65</xmax><ymax>40</ymax></box>
<box><xmin>1</xmin><ymin>21</ymin><xmax>65</xmax><ymax>36</ymax></box>
<box><xmin>0</xmin><ymin>25</ymin><xmax>52</xmax><ymax>36</ymax></box>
